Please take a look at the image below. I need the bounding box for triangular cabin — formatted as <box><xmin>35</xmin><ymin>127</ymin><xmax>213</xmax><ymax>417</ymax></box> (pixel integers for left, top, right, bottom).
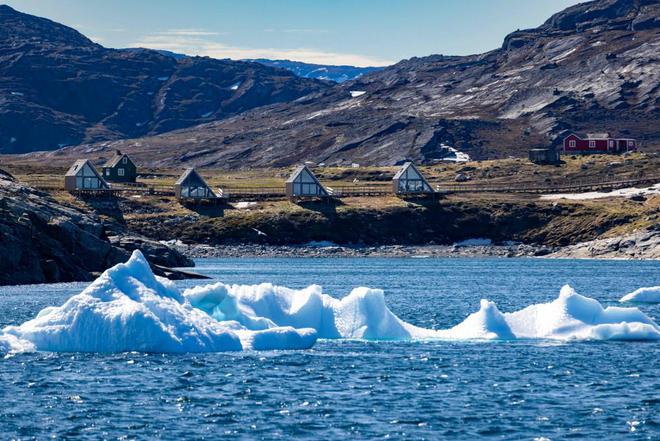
<box><xmin>174</xmin><ymin>168</ymin><xmax>216</xmax><ymax>200</ymax></box>
<box><xmin>285</xmin><ymin>165</ymin><xmax>329</xmax><ymax>198</ymax></box>
<box><xmin>64</xmin><ymin>159</ymin><xmax>109</xmax><ymax>191</ymax></box>
<box><xmin>392</xmin><ymin>162</ymin><xmax>434</xmax><ymax>194</ymax></box>
<box><xmin>102</xmin><ymin>150</ymin><xmax>137</xmax><ymax>183</ymax></box>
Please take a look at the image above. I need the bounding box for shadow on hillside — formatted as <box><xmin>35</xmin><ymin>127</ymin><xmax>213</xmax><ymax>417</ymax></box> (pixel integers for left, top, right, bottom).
<box><xmin>297</xmin><ymin>197</ymin><xmax>342</xmax><ymax>215</ymax></box>
<box><xmin>184</xmin><ymin>203</ymin><xmax>226</xmax><ymax>218</ymax></box>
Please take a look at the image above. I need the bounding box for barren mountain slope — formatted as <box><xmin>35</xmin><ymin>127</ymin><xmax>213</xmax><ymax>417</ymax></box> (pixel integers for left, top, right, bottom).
<box><xmin>9</xmin><ymin>0</ymin><xmax>660</xmax><ymax>167</ymax></box>
<box><xmin>0</xmin><ymin>5</ymin><xmax>329</xmax><ymax>154</ymax></box>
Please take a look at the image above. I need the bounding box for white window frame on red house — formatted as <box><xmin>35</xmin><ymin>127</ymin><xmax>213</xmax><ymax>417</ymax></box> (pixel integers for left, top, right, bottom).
<box><xmin>569</xmin><ymin>140</ymin><xmax>576</xmax><ymax>148</ymax></box>
<box><xmin>589</xmin><ymin>140</ymin><xmax>596</xmax><ymax>148</ymax></box>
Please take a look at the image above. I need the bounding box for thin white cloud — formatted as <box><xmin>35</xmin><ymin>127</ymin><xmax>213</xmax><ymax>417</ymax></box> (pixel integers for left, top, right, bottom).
<box><xmin>160</xmin><ymin>29</ymin><xmax>225</xmax><ymax>37</ymax></box>
<box><xmin>264</xmin><ymin>28</ymin><xmax>329</xmax><ymax>34</ymax></box>
<box><xmin>130</xmin><ymin>34</ymin><xmax>392</xmax><ymax>67</ymax></box>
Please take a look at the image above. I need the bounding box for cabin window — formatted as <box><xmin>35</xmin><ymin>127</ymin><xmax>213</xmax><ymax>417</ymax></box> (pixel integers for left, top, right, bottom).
<box><xmin>122</xmin><ymin>157</ymin><xmax>128</xmax><ymax>164</ymax></box>
<box><xmin>608</xmin><ymin>140</ymin><xmax>614</xmax><ymax>148</ymax></box>
<box><xmin>118</xmin><ymin>168</ymin><xmax>125</xmax><ymax>176</ymax></box>
<box><xmin>106</xmin><ymin>169</ymin><xmax>110</xmax><ymax>176</ymax></box>
<box><xmin>589</xmin><ymin>140</ymin><xmax>596</xmax><ymax>148</ymax></box>
<box><xmin>627</xmin><ymin>141</ymin><xmax>634</xmax><ymax>147</ymax></box>
<box><xmin>569</xmin><ymin>140</ymin><xmax>576</xmax><ymax>148</ymax></box>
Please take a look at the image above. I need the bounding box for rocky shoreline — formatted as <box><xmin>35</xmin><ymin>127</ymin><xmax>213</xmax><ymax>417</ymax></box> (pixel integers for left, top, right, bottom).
<box><xmin>165</xmin><ymin>241</ymin><xmax>555</xmax><ymax>259</ymax></box>
<box><xmin>164</xmin><ymin>231</ymin><xmax>659</xmax><ymax>260</ymax></box>
<box><xmin>548</xmin><ymin>229</ymin><xmax>660</xmax><ymax>260</ymax></box>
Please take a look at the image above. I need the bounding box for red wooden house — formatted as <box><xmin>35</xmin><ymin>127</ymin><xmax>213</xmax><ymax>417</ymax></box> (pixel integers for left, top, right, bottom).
<box><xmin>563</xmin><ymin>133</ymin><xmax>637</xmax><ymax>154</ymax></box>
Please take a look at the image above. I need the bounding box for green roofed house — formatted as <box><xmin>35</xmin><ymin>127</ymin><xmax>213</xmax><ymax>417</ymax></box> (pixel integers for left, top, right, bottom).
<box><xmin>392</xmin><ymin>162</ymin><xmax>434</xmax><ymax>195</ymax></box>
<box><xmin>102</xmin><ymin>150</ymin><xmax>137</xmax><ymax>183</ymax></box>
<box><xmin>174</xmin><ymin>168</ymin><xmax>216</xmax><ymax>200</ymax></box>
<box><xmin>285</xmin><ymin>165</ymin><xmax>329</xmax><ymax>198</ymax></box>
<box><xmin>64</xmin><ymin>159</ymin><xmax>109</xmax><ymax>191</ymax></box>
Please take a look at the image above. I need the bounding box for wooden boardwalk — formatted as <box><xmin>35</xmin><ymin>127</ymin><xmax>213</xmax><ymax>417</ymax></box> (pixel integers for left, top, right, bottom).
<box><xmin>436</xmin><ymin>175</ymin><xmax>660</xmax><ymax>195</ymax></box>
<box><xmin>30</xmin><ymin>174</ymin><xmax>660</xmax><ymax>199</ymax></box>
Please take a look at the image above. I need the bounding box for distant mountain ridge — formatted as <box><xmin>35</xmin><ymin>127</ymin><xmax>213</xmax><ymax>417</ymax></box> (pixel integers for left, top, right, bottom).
<box><xmin>247</xmin><ymin>59</ymin><xmax>383</xmax><ymax>83</ymax></box>
<box><xmin>155</xmin><ymin>52</ymin><xmax>381</xmax><ymax>83</ymax></box>
<box><xmin>39</xmin><ymin>0</ymin><xmax>658</xmax><ymax>168</ymax></box>
<box><xmin>0</xmin><ymin>5</ymin><xmax>329</xmax><ymax>154</ymax></box>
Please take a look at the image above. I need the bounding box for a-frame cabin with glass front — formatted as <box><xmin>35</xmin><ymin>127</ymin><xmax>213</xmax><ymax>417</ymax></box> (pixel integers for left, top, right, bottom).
<box><xmin>64</xmin><ymin>159</ymin><xmax>110</xmax><ymax>191</ymax></box>
<box><xmin>174</xmin><ymin>168</ymin><xmax>216</xmax><ymax>201</ymax></box>
<box><xmin>285</xmin><ymin>165</ymin><xmax>329</xmax><ymax>198</ymax></box>
<box><xmin>392</xmin><ymin>162</ymin><xmax>434</xmax><ymax>195</ymax></box>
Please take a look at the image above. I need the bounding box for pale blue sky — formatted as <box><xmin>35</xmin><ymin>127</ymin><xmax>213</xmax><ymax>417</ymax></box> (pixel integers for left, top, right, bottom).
<box><xmin>5</xmin><ymin>0</ymin><xmax>582</xmax><ymax>66</ymax></box>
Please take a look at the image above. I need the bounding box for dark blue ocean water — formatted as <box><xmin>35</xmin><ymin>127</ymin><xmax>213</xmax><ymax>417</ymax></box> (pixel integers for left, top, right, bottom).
<box><xmin>1</xmin><ymin>257</ymin><xmax>659</xmax><ymax>440</ymax></box>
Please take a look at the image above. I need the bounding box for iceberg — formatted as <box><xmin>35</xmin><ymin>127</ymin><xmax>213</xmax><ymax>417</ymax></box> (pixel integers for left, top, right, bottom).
<box><xmin>620</xmin><ymin>286</ymin><xmax>660</xmax><ymax>304</ymax></box>
<box><xmin>1</xmin><ymin>251</ymin><xmax>317</xmax><ymax>354</ymax></box>
<box><xmin>2</xmin><ymin>253</ymin><xmax>659</xmax><ymax>356</ymax></box>
<box><xmin>436</xmin><ymin>300</ymin><xmax>515</xmax><ymax>340</ymax></box>
<box><xmin>185</xmin><ymin>283</ymin><xmax>427</xmax><ymax>340</ymax></box>
<box><xmin>185</xmin><ymin>283</ymin><xmax>660</xmax><ymax>342</ymax></box>
<box><xmin>505</xmin><ymin>285</ymin><xmax>660</xmax><ymax>341</ymax></box>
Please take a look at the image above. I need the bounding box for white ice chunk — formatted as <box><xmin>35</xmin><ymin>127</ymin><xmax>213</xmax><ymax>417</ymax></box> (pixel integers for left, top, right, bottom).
<box><xmin>1</xmin><ymin>251</ymin><xmax>317</xmax><ymax>353</ymax></box>
<box><xmin>437</xmin><ymin>300</ymin><xmax>515</xmax><ymax>340</ymax></box>
<box><xmin>187</xmin><ymin>283</ymin><xmax>660</xmax><ymax>343</ymax></box>
<box><xmin>186</xmin><ymin>283</ymin><xmax>426</xmax><ymax>340</ymax></box>
<box><xmin>620</xmin><ymin>286</ymin><xmax>660</xmax><ymax>304</ymax></box>
<box><xmin>505</xmin><ymin>285</ymin><xmax>660</xmax><ymax>340</ymax></box>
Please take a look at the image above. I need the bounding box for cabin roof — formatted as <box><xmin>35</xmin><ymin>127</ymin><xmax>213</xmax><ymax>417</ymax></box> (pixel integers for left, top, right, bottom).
<box><xmin>104</xmin><ymin>152</ymin><xmax>134</xmax><ymax>168</ymax></box>
<box><xmin>393</xmin><ymin>161</ymin><xmax>429</xmax><ymax>181</ymax></box>
<box><xmin>285</xmin><ymin>165</ymin><xmax>323</xmax><ymax>184</ymax></box>
<box><xmin>65</xmin><ymin>159</ymin><xmax>92</xmax><ymax>176</ymax></box>
<box><xmin>586</xmin><ymin>133</ymin><xmax>611</xmax><ymax>139</ymax></box>
<box><xmin>176</xmin><ymin>168</ymin><xmax>200</xmax><ymax>185</ymax></box>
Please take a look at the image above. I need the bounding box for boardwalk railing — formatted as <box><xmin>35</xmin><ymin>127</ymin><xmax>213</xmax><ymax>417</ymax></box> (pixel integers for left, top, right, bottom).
<box><xmin>28</xmin><ymin>174</ymin><xmax>660</xmax><ymax>199</ymax></box>
<box><xmin>326</xmin><ymin>185</ymin><xmax>391</xmax><ymax>197</ymax></box>
<box><xmin>435</xmin><ymin>175</ymin><xmax>660</xmax><ymax>194</ymax></box>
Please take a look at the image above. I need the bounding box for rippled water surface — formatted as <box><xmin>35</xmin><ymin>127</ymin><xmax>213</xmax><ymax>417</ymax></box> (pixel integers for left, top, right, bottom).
<box><xmin>1</xmin><ymin>258</ymin><xmax>659</xmax><ymax>439</ymax></box>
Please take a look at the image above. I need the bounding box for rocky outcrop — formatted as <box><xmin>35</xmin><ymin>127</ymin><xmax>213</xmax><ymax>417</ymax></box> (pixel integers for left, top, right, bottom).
<box><xmin>107</xmin><ymin>235</ymin><xmax>194</xmax><ymax>268</ymax></box>
<box><xmin>38</xmin><ymin>0</ymin><xmax>658</xmax><ymax>168</ymax></box>
<box><xmin>0</xmin><ymin>5</ymin><xmax>328</xmax><ymax>154</ymax></box>
<box><xmin>549</xmin><ymin>228</ymin><xmax>660</xmax><ymax>259</ymax></box>
<box><xmin>0</xmin><ymin>171</ymin><xmax>197</xmax><ymax>285</ymax></box>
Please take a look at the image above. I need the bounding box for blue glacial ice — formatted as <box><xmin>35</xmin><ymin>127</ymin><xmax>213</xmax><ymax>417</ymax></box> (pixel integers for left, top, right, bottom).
<box><xmin>2</xmin><ymin>252</ymin><xmax>659</xmax><ymax>355</ymax></box>
<box><xmin>1</xmin><ymin>251</ymin><xmax>316</xmax><ymax>354</ymax></box>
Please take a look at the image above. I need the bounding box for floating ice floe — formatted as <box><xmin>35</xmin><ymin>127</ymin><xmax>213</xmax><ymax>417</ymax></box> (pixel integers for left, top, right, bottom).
<box><xmin>2</xmin><ymin>254</ymin><xmax>659</xmax><ymax>355</ymax></box>
<box><xmin>185</xmin><ymin>284</ymin><xmax>424</xmax><ymax>340</ymax></box>
<box><xmin>1</xmin><ymin>251</ymin><xmax>316</xmax><ymax>354</ymax></box>
<box><xmin>504</xmin><ymin>285</ymin><xmax>660</xmax><ymax>341</ymax></box>
<box><xmin>186</xmin><ymin>283</ymin><xmax>660</xmax><ymax>342</ymax></box>
<box><xmin>620</xmin><ymin>286</ymin><xmax>660</xmax><ymax>304</ymax></box>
